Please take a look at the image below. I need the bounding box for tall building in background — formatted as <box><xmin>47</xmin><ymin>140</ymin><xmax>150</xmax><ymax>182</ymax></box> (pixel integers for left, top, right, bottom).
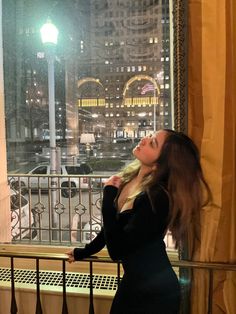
<box><xmin>77</xmin><ymin>0</ymin><xmax>171</xmax><ymax>143</ymax></box>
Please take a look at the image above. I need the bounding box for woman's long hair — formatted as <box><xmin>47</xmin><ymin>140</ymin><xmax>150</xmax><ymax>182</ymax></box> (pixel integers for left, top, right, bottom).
<box><xmin>119</xmin><ymin>130</ymin><xmax>211</xmax><ymax>249</ymax></box>
<box><xmin>150</xmin><ymin>130</ymin><xmax>211</xmax><ymax>248</ymax></box>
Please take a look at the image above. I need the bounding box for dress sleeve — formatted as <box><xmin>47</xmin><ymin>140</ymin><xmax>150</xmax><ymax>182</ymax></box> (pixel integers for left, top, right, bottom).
<box><xmin>102</xmin><ymin>185</ymin><xmax>169</xmax><ymax>261</ymax></box>
<box><xmin>73</xmin><ymin>228</ymin><xmax>106</xmax><ymax>260</ymax></box>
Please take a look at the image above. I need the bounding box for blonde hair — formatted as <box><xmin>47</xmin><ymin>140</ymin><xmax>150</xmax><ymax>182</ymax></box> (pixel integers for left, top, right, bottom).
<box><xmin>117</xmin><ymin>159</ymin><xmax>153</xmax><ymax>204</ymax></box>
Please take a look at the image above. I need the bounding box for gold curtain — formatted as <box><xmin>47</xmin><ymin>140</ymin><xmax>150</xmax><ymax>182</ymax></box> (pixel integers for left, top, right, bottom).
<box><xmin>188</xmin><ymin>0</ymin><xmax>236</xmax><ymax>313</ymax></box>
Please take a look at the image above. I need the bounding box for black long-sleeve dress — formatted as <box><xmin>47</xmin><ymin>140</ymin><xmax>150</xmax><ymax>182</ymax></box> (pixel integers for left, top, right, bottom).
<box><xmin>74</xmin><ymin>185</ymin><xmax>180</xmax><ymax>314</ymax></box>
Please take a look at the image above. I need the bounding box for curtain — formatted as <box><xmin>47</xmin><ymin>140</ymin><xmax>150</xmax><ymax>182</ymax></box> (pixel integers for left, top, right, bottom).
<box><xmin>188</xmin><ymin>0</ymin><xmax>236</xmax><ymax>313</ymax></box>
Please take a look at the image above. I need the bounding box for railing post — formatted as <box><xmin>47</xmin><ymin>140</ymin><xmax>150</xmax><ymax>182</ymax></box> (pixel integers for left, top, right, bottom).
<box><xmin>89</xmin><ymin>261</ymin><xmax>94</xmax><ymax>314</ymax></box>
<box><xmin>117</xmin><ymin>261</ymin><xmax>121</xmax><ymax>287</ymax></box>
<box><xmin>10</xmin><ymin>257</ymin><xmax>18</xmax><ymax>314</ymax></box>
<box><xmin>35</xmin><ymin>258</ymin><xmax>42</xmax><ymax>314</ymax></box>
<box><xmin>179</xmin><ymin>267</ymin><xmax>191</xmax><ymax>314</ymax></box>
<box><xmin>62</xmin><ymin>260</ymin><xmax>68</xmax><ymax>314</ymax></box>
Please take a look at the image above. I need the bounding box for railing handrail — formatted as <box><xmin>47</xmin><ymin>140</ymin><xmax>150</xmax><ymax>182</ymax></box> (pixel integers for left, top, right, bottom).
<box><xmin>1</xmin><ymin>250</ymin><xmax>236</xmax><ymax>271</ymax></box>
<box><xmin>8</xmin><ymin>173</ymin><xmax>109</xmax><ymax>178</ymax></box>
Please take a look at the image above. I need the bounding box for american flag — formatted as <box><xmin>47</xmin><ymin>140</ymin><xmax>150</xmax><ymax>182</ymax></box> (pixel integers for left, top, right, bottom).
<box><xmin>141</xmin><ymin>83</ymin><xmax>155</xmax><ymax>95</ymax></box>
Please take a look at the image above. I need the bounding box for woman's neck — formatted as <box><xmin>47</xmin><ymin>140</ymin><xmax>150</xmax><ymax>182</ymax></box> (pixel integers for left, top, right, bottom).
<box><xmin>137</xmin><ymin>165</ymin><xmax>153</xmax><ymax>179</ymax></box>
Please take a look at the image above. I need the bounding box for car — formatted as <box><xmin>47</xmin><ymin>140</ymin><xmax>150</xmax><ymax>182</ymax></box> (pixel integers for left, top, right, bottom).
<box><xmin>10</xmin><ymin>189</ymin><xmax>37</xmax><ymax>240</ymax></box>
<box><xmin>9</xmin><ymin>163</ymin><xmax>93</xmax><ymax>198</ymax></box>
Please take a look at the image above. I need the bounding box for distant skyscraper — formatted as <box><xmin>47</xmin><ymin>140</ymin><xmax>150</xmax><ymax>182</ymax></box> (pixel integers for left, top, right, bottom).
<box><xmin>77</xmin><ymin>0</ymin><xmax>172</xmax><ymax>140</ymax></box>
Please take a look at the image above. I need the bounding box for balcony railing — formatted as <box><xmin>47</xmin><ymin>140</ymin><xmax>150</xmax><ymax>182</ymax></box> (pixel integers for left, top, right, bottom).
<box><xmin>0</xmin><ymin>248</ymin><xmax>236</xmax><ymax>314</ymax></box>
<box><xmin>7</xmin><ymin>174</ymin><xmax>175</xmax><ymax>249</ymax></box>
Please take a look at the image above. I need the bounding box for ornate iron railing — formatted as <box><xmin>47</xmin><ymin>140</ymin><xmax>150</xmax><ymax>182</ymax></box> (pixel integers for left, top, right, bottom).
<box><xmin>7</xmin><ymin>174</ymin><xmax>175</xmax><ymax>249</ymax></box>
<box><xmin>0</xmin><ymin>250</ymin><xmax>235</xmax><ymax>314</ymax></box>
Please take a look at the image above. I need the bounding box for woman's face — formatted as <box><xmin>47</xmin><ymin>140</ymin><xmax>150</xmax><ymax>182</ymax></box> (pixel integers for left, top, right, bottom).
<box><xmin>133</xmin><ymin>130</ymin><xmax>168</xmax><ymax>167</ymax></box>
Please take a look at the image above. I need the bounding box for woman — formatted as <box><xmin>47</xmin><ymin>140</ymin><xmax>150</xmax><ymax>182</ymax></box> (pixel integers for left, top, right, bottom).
<box><xmin>67</xmin><ymin>129</ymin><xmax>211</xmax><ymax>314</ymax></box>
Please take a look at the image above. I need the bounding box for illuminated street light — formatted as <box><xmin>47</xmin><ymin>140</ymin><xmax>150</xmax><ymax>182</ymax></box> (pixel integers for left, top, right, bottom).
<box><xmin>40</xmin><ymin>19</ymin><xmax>59</xmax><ymax>238</ymax></box>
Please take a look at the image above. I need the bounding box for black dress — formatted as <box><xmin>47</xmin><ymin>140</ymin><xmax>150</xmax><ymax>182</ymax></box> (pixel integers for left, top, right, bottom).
<box><xmin>74</xmin><ymin>185</ymin><xmax>180</xmax><ymax>314</ymax></box>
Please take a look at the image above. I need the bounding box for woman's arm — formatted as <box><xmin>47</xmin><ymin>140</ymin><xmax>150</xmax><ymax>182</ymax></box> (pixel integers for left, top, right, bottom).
<box><xmin>67</xmin><ymin>228</ymin><xmax>106</xmax><ymax>262</ymax></box>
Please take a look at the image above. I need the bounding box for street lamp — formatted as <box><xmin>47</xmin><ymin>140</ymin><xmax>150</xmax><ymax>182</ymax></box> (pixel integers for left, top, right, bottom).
<box><xmin>40</xmin><ymin>19</ymin><xmax>59</xmax><ymax>238</ymax></box>
<box><xmin>40</xmin><ymin>19</ymin><xmax>59</xmax><ymax>174</ymax></box>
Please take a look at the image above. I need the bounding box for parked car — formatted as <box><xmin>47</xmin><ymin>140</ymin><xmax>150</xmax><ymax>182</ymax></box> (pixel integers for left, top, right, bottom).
<box><xmin>9</xmin><ymin>163</ymin><xmax>93</xmax><ymax>198</ymax></box>
<box><xmin>10</xmin><ymin>189</ymin><xmax>37</xmax><ymax>240</ymax></box>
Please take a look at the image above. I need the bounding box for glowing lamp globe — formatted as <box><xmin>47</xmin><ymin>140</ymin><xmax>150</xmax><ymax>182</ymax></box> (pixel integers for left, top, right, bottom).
<box><xmin>40</xmin><ymin>20</ymin><xmax>59</xmax><ymax>45</ymax></box>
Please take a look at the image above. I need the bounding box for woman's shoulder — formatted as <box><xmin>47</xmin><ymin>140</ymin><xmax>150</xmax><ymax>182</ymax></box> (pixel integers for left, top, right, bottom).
<box><xmin>136</xmin><ymin>184</ymin><xmax>168</xmax><ymax>200</ymax></box>
<box><xmin>134</xmin><ymin>184</ymin><xmax>169</xmax><ymax>209</ymax></box>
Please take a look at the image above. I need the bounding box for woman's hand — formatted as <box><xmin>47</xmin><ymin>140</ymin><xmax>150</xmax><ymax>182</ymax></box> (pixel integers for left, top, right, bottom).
<box><xmin>104</xmin><ymin>175</ymin><xmax>122</xmax><ymax>188</ymax></box>
<box><xmin>66</xmin><ymin>250</ymin><xmax>75</xmax><ymax>263</ymax></box>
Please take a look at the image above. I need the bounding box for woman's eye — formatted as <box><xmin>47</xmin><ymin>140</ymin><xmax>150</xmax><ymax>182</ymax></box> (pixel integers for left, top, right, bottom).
<box><xmin>150</xmin><ymin>139</ymin><xmax>156</xmax><ymax>147</ymax></box>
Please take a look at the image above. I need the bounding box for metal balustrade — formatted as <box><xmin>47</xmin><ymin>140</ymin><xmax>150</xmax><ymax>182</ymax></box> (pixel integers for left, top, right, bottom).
<box><xmin>7</xmin><ymin>174</ymin><xmax>175</xmax><ymax>249</ymax></box>
<box><xmin>0</xmin><ymin>250</ymin><xmax>236</xmax><ymax>314</ymax></box>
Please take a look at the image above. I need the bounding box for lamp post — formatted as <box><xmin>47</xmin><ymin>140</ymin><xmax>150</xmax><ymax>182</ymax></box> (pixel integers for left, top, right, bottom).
<box><xmin>40</xmin><ymin>20</ymin><xmax>59</xmax><ymax>239</ymax></box>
